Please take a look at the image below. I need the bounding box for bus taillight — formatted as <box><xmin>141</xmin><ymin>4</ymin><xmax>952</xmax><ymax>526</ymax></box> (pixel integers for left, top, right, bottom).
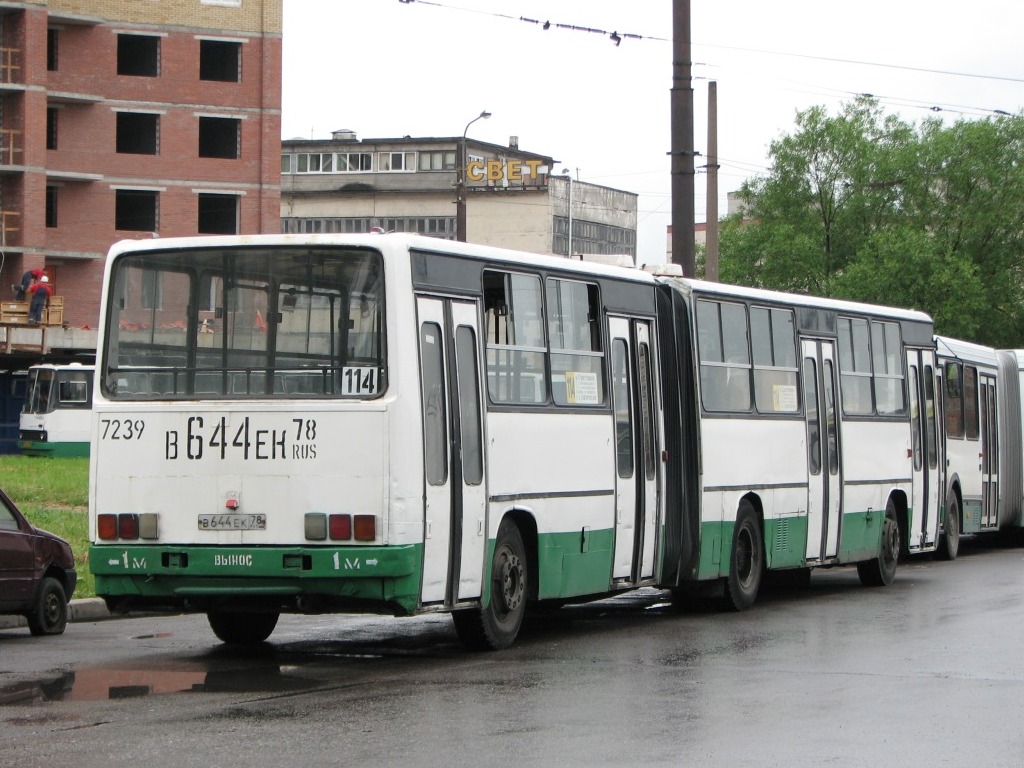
<box><xmin>304</xmin><ymin>512</ymin><xmax>375</xmax><ymax>542</ymax></box>
<box><xmin>118</xmin><ymin>514</ymin><xmax>140</xmax><ymax>540</ymax></box>
<box><xmin>329</xmin><ymin>514</ymin><xmax>352</xmax><ymax>541</ymax></box>
<box><xmin>354</xmin><ymin>515</ymin><xmax>375</xmax><ymax>541</ymax></box>
<box><xmin>98</xmin><ymin>514</ymin><xmax>118</xmax><ymax>540</ymax></box>
<box><xmin>98</xmin><ymin>513</ymin><xmax>158</xmax><ymax>541</ymax></box>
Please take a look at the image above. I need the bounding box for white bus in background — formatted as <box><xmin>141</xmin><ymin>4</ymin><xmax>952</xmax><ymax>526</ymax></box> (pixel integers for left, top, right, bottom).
<box><xmin>935</xmin><ymin>336</ymin><xmax>1024</xmax><ymax>558</ymax></box>
<box><xmin>87</xmin><ymin>233</ymin><xmax>938</xmax><ymax>649</ymax></box>
<box><xmin>20</xmin><ymin>363</ymin><xmax>94</xmax><ymax>457</ymax></box>
<box><xmin>659</xmin><ymin>278</ymin><xmax>941</xmax><ymax>607</ymax></box>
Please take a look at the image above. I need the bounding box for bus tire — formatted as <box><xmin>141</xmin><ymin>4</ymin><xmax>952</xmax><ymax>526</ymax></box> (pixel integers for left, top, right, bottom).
<box><xmin>207</xmin><ymin>610</ymin><xmax>279</xmax><ymax>645</ymax></box>
<box><xmin>27</xmin><ymin>577</ymin><xmax>68</xmax><ymax>636</ymax></box>
<box><xmin>452</xmin><ymin>519</ymin><xmax>527</xmax><ymax>650</ymax></box>
<box><xmin>723</xmin><ymin>501</ymin><xmax>763</xmax><ymax>611</ymax></box>
<box><xmin>858</xmin><ymin>499</ymin><xmax>900</xmax><ymax>586</ymax></box>
<box><xmin>936</xmin><ymin>494</ymin><xmax>960</xmax><ymax>561</ymax></box>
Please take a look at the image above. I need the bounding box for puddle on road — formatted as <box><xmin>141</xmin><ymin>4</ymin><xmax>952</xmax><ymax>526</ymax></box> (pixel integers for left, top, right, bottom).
<box><xmin>0</xmin><ymin>628</ymin><xmax>460</xmax><ymax>707</ymax></box>
<box><xmin>0</xmin><ymin>661</ymin><xmax>323</xmax><ymax>706</ymax></box>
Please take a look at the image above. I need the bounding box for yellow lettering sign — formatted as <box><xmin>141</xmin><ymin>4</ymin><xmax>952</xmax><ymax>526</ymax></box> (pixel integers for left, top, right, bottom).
<box><xmin>465</xmin><ymin>159</ymin><xmax>545</xmax><ymax>184</ymax></box>
<box><xmin>466</xmin><ymin>160</ymin><xmax>485</xmax><ymax>182</ymax></box>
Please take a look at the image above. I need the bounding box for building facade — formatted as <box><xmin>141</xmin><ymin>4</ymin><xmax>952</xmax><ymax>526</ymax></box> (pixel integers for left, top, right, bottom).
<box><xmin>0</xmin><ymin>0</ymin><xmax>282</xmax><ymax>452</ymax></box>
<box><xmin>0</xmin><ymin>0</ymin><xmax>282</xmax><ymax>331</ymax></box>
<box><xmin>281</xmin><ymin>131</ymin><xmax>637</xmax><ymax>264</ymax></box>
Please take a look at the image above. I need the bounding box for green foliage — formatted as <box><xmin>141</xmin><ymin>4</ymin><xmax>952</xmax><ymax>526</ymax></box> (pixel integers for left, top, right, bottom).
<box><xmin>719</xmin><ymin>97</ymin><xmax>1024</xmax><ymax>347</ymax></box>
<box><xmin>0</xmin><ymin>455</ymin><xmax>92</xmax><ymax>598</ymax></box>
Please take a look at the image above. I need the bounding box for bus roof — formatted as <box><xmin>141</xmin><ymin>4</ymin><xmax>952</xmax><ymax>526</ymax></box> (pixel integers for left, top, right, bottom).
<box><xmin>661</xmin><ymin>276</ymin><xmax>933</xmax><ymax>325</ymax></box>
<box><xmin>936</xmin><ymin>335</ymin><xmax>1000</xmax><ymax>365</ymax></box>
<box><xmin>105</xmin><ymin>233</ymin><xmax>658</xmax><ymax>286</ymax></box>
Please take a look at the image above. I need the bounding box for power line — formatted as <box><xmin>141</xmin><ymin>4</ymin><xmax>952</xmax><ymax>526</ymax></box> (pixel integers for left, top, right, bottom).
<box><xmin>697</xmin><ymin>41</ymin><xmax>1024</xmax><ymax>86</ymax></box>
<box><xmin>396</xmin><ymin>0</ymin><xmax>1024</xmax><ymax>86</ymax></box>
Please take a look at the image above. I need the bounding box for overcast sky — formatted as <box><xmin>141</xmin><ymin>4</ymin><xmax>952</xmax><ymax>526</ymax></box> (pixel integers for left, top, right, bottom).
<box><xmin>281</xmin><ymin>1</ymin><xmax>1024</xmax><ymax>264</ymax></box>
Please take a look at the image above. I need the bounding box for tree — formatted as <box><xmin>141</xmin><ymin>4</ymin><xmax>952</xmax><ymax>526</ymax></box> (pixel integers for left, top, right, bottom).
<box><xmin>719</xmin><ymin>97</ymin><xmax>1024</xmax><ymax>346</ymax></box>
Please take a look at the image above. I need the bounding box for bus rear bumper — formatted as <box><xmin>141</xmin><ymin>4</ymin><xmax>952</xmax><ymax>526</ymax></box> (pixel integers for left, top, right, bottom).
<box><xmin>89</xmin><ymin>543</ymin><xmax>423</xmax><ymax>616</ymax></box>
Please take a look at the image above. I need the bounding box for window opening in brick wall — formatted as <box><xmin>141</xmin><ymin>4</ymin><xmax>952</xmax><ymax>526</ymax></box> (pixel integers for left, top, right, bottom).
<box><xmin>117</xmin><ymin>34</ymin><xmax>160</xmax><ymax>77</ymax></box>
<box><xmin>198</xmin><ymin>193</ymin><xmax>239</xmax><ymax>234</ymax></box>
<box><xmin>199</xmin><ymin>40</ymin><xmax>241</xmax><ymax>82</ymax></box>
<box><xmin>47</xmin><ymin>108</ymin><xmax>58</xmax><ymax>150</ymax></box>
<box><xmin>116</xmin><ymin>190</ymin><xmax>158</xmax><ymax>232</ymax></box>
<box><xmin>46</xmin><ymin>186</ymin><xmax>58</xmax><ymax>228</ymax></box>
<box><xmin>47</xmin><ymin>29</ymin><xmax>58</xmax><ymax>71</ymax></box>
<box><xmin>199</xmin><ymin>116</ymin><xmax>240</xmax><ymax>159</ymax></box>
<box><xmin>116</xmin><ymin>112</ymin><xmax>159</xmax><ymax>155</ymax></box>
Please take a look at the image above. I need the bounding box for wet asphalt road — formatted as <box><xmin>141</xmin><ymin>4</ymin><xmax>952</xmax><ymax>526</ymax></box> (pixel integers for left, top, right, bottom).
<box><xmin>2</xmin><ymin>537</ymin><xmax>1024</xmax><ymax>768</ymax></box>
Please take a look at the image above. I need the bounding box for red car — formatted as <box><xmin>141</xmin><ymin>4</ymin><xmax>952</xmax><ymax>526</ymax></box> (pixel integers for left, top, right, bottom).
<box><xmin>0</xmin><ymin>486</ymin><xmax>77</xmax><ymax>635</ymax></box>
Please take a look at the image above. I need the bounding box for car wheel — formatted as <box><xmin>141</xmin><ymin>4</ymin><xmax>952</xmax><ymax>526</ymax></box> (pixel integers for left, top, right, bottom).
<box><xmin>27</xmin><ymin>576</ymin><xmax>69</xmax><ymax>636</ymax></box>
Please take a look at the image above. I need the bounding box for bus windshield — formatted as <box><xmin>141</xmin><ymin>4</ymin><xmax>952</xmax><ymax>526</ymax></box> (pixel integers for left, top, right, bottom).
<box><xmin>23</xmin><ymin>368</ymin><xmax>55</xmax><ymax>414</ymax></box>
<box><xmin>102</xmin><ymin>245</ymin><xmax>385</xmax><ymax>400</ymax></box>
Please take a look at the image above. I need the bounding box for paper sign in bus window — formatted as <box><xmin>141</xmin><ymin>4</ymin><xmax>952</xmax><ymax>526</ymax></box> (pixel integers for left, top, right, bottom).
<box><xmin>565</xmin><ymin>371</ymin><xmax>600</xmax><ymax>405</ymax></box>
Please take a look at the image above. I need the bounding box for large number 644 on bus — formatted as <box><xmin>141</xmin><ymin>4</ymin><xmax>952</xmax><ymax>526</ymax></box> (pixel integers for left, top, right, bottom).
<box><xmin>89</xmin><ymin>233</ymin><xmax>939</xmax><ymax>648</ymax></box>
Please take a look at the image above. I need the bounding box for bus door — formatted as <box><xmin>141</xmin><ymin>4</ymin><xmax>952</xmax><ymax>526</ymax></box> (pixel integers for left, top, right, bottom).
<box><xmin>980</xmin><ymin>374</ymin><xmax>999</xmax><ymax>527</ymax></box>
<box><xmin>907</xmin><ymin>349</ymin><xmax>941</xmax><ymax>549</ymax></box>
<box><xmin>417</xmin><ymin>297</ymin><xmax>487</xmax><ymax>607</ymax></box>
<box><xmin>802</xmin><ymin>339</ymin><xmax>842</xmax><ymax>562</ymax></box>
<box><xmin>609</xmin><ymin>316</ymin><xmax>659</xmax><ymax>583</ymax></box>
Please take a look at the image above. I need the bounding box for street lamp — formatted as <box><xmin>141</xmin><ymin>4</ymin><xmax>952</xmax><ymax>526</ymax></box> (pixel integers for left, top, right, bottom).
<box><xmin>455</xmin><ymin>110</ymin><xmax>491</xmax><ymax>242</ymax></box>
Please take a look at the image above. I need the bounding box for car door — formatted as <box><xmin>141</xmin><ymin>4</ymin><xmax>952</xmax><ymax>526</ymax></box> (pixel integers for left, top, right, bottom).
<box><xmin>0</xmin><ymin>492</ymin><xmax>36</xmax><ymax>608</ymax></box>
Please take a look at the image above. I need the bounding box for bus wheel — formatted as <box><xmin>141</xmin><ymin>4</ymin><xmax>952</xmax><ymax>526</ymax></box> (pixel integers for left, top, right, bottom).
<box><xmin>452</xmin><ymin>519</ymin><xmax>527</xmax><ymax>650</ymax></box>
<box><xmin>207</xmin><ymin>611</ymin><xmax>279</xmax><ymax>645</ymax></box>
<box><xmin>724</xmin><ymin>501</ymin><xmax>763</xmax><ymax>611</ymax></box>
<box><xmin>858</xmin><ymin>499</ymin><xmax>900</xmax><ymax>586</ymax></box>
<box><xmin>936</xmin><ymin>495</ymin><xmax>960</xmax><ymax>561</ymax></box>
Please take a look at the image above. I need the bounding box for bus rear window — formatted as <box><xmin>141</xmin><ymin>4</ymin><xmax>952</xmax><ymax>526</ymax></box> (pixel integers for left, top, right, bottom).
<box><xmin>102</xmin><ymin>245</ymin><xmax>385</xmax><ymax>399</ymax></box>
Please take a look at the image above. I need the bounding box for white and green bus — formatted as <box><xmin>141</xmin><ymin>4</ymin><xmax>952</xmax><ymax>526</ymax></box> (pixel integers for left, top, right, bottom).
<box><xmin>935</xmin><ymin>336</ymin><xmax>1024</xmax><ymax>558</ymax></box>
<box><xmin>20</xmin><ymin>363</ymin><xmax>94</xmax><ymax>457</ymax></box>
<box><xmin>658</xmin><ymin>278</ymin><xmax>941</xmax><ymax>607</ymax></box>
<box><xmin>89</xmin><ymin>234</ymin><xmax>938</xmax><ymax>648</ymax></box>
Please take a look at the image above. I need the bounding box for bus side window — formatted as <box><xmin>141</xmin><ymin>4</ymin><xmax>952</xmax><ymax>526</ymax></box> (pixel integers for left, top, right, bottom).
<box><xmin>964</xmin><ymin>366</ymin><xmax>979</xmax><ymax>440</ymax></box>
<box><xmin>944</xmin><ymin>362</ymin><xmax>964</xmax><ymax>438</ymax></box>
<box><xmin>837</xmin><ymin>317</ymin><xmax>872</xmax><ymax>415</ymax></box>
<box><xmin>697</xmin><ymin>299</ymin><xmax>750</xmax><ymax>412</ymax></box>
<box><xmin>546</xmin><ymin>278</ymin><xmax>604</xmax><ymax>407</ymax></box>
<box><xmin>871</xmin><ymin>321</ymin><xmax>906</xmax><ymax>415</ymax></box>
<box><xmin>483</xmin><ymin>270</ymin><xmax>548</xmax><ymax>405</ymax></box>
<box><xmin>751</xmin><ymin>306</ymin><xmax>798</xmax><ymax>413</ymax></box>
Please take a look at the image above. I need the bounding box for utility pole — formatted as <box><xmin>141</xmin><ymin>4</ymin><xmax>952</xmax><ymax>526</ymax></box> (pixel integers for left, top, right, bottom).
<box><xmin>670</xmin><ymin>0</ymin><xmax>696</xmax><ymax>276</ymax></box>
<box><xmin>456</xmin><ymin>110</ymin><xmax>491</xmax><ymax>242</ymax></box>
<box><xmin>706</xmin><ymin>81</ymin><xmax>719</xmax><ymax>281</ymax></box>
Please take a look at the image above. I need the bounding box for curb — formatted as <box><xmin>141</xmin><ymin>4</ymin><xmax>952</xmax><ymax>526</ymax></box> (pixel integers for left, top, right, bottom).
<box><xmin>0</xmin><ymin>598</ymin><xmax>111</xmax><ymax>632</ymax></box>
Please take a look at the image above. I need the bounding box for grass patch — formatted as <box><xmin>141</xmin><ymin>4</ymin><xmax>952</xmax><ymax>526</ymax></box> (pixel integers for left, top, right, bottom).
<box><xmin>1</xmin><ymin>455</ymin><xmax>93</xmax><ymax>599</ymax></box>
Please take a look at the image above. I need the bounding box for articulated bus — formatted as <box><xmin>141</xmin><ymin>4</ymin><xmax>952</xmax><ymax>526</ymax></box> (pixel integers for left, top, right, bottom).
<box><xmin>88</xmin><ymin>234</ymin><xmax>938</xmax><ymax>648</ymax></box>
<box><xmin>20</xmin><ymin>363</ymin><xmax>94</xmax><ymax>457</ymax></box>
<box><xmin>935</xmin><ymin>336</ymin><xmax>1024</xmax><ymax>558</ymax></box>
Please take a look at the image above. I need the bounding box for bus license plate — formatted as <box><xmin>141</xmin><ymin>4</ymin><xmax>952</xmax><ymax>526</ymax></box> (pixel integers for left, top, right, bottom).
<box><xmin>198</xmin><ymin>514</ymin><xmax>266</xmax><ymax>531</ymax></box>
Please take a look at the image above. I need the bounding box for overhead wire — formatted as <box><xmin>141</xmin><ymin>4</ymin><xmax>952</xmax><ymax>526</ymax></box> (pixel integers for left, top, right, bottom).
<box><xmin>395</xmin><ymin>0</ymin><xmax>1024</xmax><ymax>116</ymax></box>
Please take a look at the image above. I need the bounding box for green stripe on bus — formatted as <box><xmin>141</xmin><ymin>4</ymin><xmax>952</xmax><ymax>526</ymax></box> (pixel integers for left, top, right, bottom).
<box><xmin>21</xmin><ymin>440</ymin><xmax>90</xmax><ymax>457</ymax></box>
<box><xmin>535</xmin><ymin>528</ymin><xmax>616</xmax><ymax>600</ymax></box>
<box><xmin>90</xmin><ymin>544</ymin><xmax>424</xmax><ymax>614</ymax></box>
<box><xmin>695</xmin><ymin>508</ymin><xmax>886</xmax><ymax>580</ymax></box>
